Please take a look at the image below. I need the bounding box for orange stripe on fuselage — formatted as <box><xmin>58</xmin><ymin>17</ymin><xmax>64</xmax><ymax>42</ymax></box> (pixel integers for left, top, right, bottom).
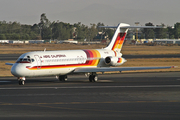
<box><xmin>92</xmin><ymin>49</ymin><xmax>101</xmax><ymax>65</ymax></box>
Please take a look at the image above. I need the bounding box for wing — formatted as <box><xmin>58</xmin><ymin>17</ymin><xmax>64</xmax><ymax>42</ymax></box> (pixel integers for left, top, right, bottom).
<box><xmin>74</xmin><ymin>66</ymin><xmax>175</xmax><ymax>73</ymax></box>
<box><xmin>5</xmin><ymin>63</ymin><xmax>14</xmax><ymax>66</ymax></box>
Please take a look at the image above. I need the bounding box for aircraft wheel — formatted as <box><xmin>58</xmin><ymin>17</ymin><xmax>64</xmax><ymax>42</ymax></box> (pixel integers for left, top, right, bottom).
<box><xmin>18</xmin><ymin>81</ymin><xmax>21</xmax><ymax>85</ymax></box>
<box><xmin>19</xmin><ymin>80</ymin><xmax>25</xmax><ymax>85</ymax></box>
<box><xmin>89</xmin><ymin>75</ymin><xmax>93</xmax><ymax>82</ymax></box>
<box><xmin>59</xmin><ymin>76</ymin><xmax>62</xmax><ymax>81</ymax></box>
<box><xmin>59</xmin><ymin>75</ymin><xmax>67</xmax><ymax>82</ymax></box>
<box><xmin>89</xmin><ymin>75</ymin><xmax>98</xmax><ymax>82</ymax></box>
<box><xmin>93</xmin><ymin>75</ymin><xmax>98</xmax><ymax>82</ymax></box>
<box><xmin>64</xmin><ymin>75</ymin><xmax>68</xmax><ymax>81</ymax></box>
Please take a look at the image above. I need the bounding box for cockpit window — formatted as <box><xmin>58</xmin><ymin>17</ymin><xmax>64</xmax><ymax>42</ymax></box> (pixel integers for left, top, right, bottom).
<box><xmin>31</xmin><ymin>59</ymin><xmax>35</xmax><ymax>62</ymax></box>
<box><xmin>16</xmin><ymin>58</ymin><xmax>35</xmax><ymax>63</ymax></box>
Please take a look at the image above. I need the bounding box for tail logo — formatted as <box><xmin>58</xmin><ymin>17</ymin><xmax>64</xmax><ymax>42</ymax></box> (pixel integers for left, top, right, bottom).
<box><xmin>112</xmin><ymin>33</ymin><xmax>126</xmax><ymax>51</ymax></box>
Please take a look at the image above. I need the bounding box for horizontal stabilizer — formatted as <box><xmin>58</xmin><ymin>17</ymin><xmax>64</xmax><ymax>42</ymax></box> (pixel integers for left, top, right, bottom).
<box><xmin>99</xmin><ymin>25</ymin><xmax>163</xmax><ymax>29</ymax></box>
<box><xmin>5</xmin><ymin>63</ymin><xmax>14</xmax><ymax>66</ymax></box>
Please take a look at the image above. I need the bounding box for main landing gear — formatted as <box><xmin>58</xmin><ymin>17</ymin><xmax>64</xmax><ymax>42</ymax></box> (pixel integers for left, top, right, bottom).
<box><xmin>58</xmin><ymin>75</ymin><xmax>68</xmax><ymax>82</ymax></box>
<box><xmin>89</xmin><ymin>72</ymin><xmax>98</xmax><ymax>82</ymax></box>
<box><xmin>18</xmin><ymin>77</ymin><xmax>26</xmax><ymax>85</ymax></box>
<box><xmin>57</xmin><ymin>73</ymin><xmax>98</xmax><ymax>83</ymax></box>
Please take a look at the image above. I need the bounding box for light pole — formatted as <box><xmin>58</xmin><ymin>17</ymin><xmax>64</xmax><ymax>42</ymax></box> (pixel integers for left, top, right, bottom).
<box><xmin>135</xmin><ymin>22</ymin><xmax>140</xmax><ymax>44</ymax></box>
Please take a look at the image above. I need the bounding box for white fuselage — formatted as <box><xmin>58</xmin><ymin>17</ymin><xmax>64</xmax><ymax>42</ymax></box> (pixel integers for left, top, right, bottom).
<box><xmin>11</xmin><ymin>49</ymin><xmax>126</xmax><ymax>77</ymax></box>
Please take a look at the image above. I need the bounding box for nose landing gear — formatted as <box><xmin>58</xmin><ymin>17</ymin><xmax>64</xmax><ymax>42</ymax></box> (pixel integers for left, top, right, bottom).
<box><xmin>18</xmin><ymin>77</ymin><xmax>26</xmax><ymax>85</ymax></box>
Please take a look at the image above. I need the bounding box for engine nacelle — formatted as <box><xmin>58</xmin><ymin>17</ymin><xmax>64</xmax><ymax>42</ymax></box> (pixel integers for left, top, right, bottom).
<box><xmin>104</xmin><ymin>56</ymin><xmax>126</xmax><ymax>66</ymax></box>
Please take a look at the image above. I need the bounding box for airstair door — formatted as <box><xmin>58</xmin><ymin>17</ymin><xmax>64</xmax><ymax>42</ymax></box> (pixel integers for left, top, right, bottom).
<box><xmin>34</xmin><ymin>55</ymin><xmax>41</xmax><ymax>69</ymax></box>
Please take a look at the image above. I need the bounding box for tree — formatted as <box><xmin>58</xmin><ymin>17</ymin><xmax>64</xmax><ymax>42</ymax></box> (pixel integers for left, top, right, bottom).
<box><xmin>38</xmin><ymin>13</ymin><xmax>51</xmax><ymax>39</ymax></box>
<box><xmin>96</xmin><ymin>22</ymin><xmax>105</xmax><ymax>31</ymax></box>
<box><xmin>0</xmin><ymin>19</ymin><xmax>38</xmax><ymax>40</ymax></box>
<box><xmin>89</xmin><ymin>23</ymin><xmax>98</xmax><ymax>41</ymax></box>
<box><xmin>154</xmin><ymin>24</ymin><xmax>167</xmax><ymax>39</ymax></box>
<box><xmin>2</xmin><ymin>13</ymin><xmax>180</xmax><ymax>41</ymax></box>
<box><xmin>73</xmin><ymin>22</ymin><xmax>88</xmax><ymax>40</ymax></box>
<box><xmin>105</xmin><ymin>29</ymin><xmax>115</xmax><ymax>40</ymax></box>
<box><xmin>0</xmin><ymin>34</ymin><xmax>6</xmax><ymax>40</ymax></box>
<box><xmin>21</xmin><ymin>34</ymin><xmax>30</xmax><ymax>40</ymax></box>
<box><xmin>31</xmin><ymin>24</ymin><xmax>39</xmax><ymax>34</ymax></box>
<box><xmin>11</xmin><ymin>33</ymin><xmax>20</xmax><ymax>40</ymax></box>
<box><xmin>142</xmin><ymin>22</ymin><xmax>155</xmax><ymax>39</ymax></box>
<box><xmin>174</xmin><ymin>22</ymin><xmax>180</xmax><ymax>39</ymax></box>
<box><xmin>167</xmin><ymin>26</ymin><xmax>174</xmax><ymax>39</ymax></box>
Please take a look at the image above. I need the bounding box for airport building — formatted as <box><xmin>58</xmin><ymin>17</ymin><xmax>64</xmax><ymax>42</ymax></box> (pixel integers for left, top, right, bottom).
<box><xmin>154</xmin><ymin>39</ymin><xmax>180</xmax><ymax>45</ymax></box>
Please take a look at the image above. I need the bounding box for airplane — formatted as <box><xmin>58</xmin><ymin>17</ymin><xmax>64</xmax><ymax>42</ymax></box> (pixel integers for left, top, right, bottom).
<box><xmin>6</xmin><ymin>23</ymin><xmax>175</xmax><ymax>85</ymax></box>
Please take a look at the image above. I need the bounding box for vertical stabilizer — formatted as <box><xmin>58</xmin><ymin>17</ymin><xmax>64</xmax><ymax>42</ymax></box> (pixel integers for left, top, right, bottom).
<box><xmin>105</xmin><ymin>23</ymin><xmax>130</xmax><ymax>53</ymax></box>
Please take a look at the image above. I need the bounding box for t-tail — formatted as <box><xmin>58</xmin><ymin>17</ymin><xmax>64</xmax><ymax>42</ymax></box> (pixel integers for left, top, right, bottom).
<box><xmin>105</xmin><ymin>23</ymin><xmax>130</xmax><ymax>53</ymax></box>
<box><xmin>100</xmin><ymin>23</ymin><xmax>163</xmax><ymax>54</ymax></box>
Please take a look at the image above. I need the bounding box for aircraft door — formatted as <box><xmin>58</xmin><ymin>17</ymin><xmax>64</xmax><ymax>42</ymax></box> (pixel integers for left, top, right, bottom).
<box><xmin>34</xmin><ymin>55</ymin><xmax>41</xmax><ymax>69</ymax></box>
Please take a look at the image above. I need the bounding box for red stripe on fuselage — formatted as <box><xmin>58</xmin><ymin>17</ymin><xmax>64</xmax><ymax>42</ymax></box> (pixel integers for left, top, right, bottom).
<box><xmin>83</xmin><ymin>50</ymin><xmax>94</xmax><ymax>65</ymax></box>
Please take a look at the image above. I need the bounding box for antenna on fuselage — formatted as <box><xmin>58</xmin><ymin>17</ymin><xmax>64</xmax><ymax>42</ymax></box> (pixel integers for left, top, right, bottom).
<box><xmin>44</xmin><ymin>48</ymin><xmax>46</xmax><ymax>52</ymax></box>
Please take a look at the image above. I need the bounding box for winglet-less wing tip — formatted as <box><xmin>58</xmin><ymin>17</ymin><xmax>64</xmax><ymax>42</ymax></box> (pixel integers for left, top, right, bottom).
<box><xmin>171</xmin><ymin>66</ymin><xmax>178</xmax><ymax>68</ymax></box>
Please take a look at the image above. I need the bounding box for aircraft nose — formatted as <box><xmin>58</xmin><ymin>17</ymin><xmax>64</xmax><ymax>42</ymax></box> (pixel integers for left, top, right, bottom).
<box><xmin>11</xmin><ymin>64</ymin><xmax>22</xmax><ymax>77</ymax></box>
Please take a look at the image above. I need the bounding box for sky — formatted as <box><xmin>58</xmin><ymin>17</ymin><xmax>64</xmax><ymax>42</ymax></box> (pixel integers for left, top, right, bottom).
<box><xmin>0</xmin><ymin>0</ymin><xmax>180</xmax><ymax>26</ymax></box>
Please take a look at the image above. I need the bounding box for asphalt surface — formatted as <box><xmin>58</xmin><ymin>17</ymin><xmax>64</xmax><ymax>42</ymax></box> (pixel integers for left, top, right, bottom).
<box><xmin>1</xmin><ymin>54</ymin><xmax>180</xmax><ymax>61</ymax></box>
<box><xmin>0</xmin><ymin>54</ymin><xmax>19</xmax><ymax>61</ymax></box>
<box><xmin>0</xmin><ymin>72</ymin><xmax>180</xmax><ymax>120</ymax></box>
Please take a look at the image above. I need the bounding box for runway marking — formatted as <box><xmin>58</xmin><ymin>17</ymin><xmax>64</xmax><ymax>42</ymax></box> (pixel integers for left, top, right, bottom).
<box><xmin>1</xmin><ymin>85</ymin><xmax>180</xmax><ymax>90</ymax></box>
<box><xmin>98</xmin><ymin>80</ymin><xmax>112</xmax><ymax>82</ymax></box>
<box><xmin>0</xmin><ymin>100</ymin><xmax>180</xmax><ymax>106</ymax></box>
<box><xmin>0</xmin><ymin>81</ymin><xmax>11</xmax><ymax>83</ymax></box>
<box><xmin>1</xmin><ymin>101</ymin><xmax>180</xmax><ymax>115</ymax></box>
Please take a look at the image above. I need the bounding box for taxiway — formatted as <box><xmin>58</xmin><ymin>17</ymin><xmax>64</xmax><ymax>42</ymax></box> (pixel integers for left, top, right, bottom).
<box><xmin>0</xmin><ymin>72</ymin><xmax>180</xmax><ymax>120</ymax></box>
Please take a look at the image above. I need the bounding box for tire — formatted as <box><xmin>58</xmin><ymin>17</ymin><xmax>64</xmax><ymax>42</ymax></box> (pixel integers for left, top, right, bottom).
<box><xmin>64</xmin><ymin>75</ymin><xmax>68</xmax><ymax>81</ymax></box>
<box><xmin>89</xmin><ymin>75</ymin><xmax>93</xmax><ymax>82</ymax></box>
<box><xmin>59</xmin><ymin>75</ymin><xmax>67</xmax><ymax>82</ymax></box>
<box><xmin>19</xmin><ymin>80</ymin><xmax>24</xmax><ymax>85</ymax></box>
<box><xmin>89</xmin><ymin>75</ymin><xmax>98</xmax><ymax>82</ymax></box>
<box><xmin>93</xmin><ymin>75</ymin><xmax>98</xmax><ymax>82</ymax></box>
<box><xmin>19</xmin><ymin>81</ymin><xmax>22</xmax><ymax>85</ymax></box>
